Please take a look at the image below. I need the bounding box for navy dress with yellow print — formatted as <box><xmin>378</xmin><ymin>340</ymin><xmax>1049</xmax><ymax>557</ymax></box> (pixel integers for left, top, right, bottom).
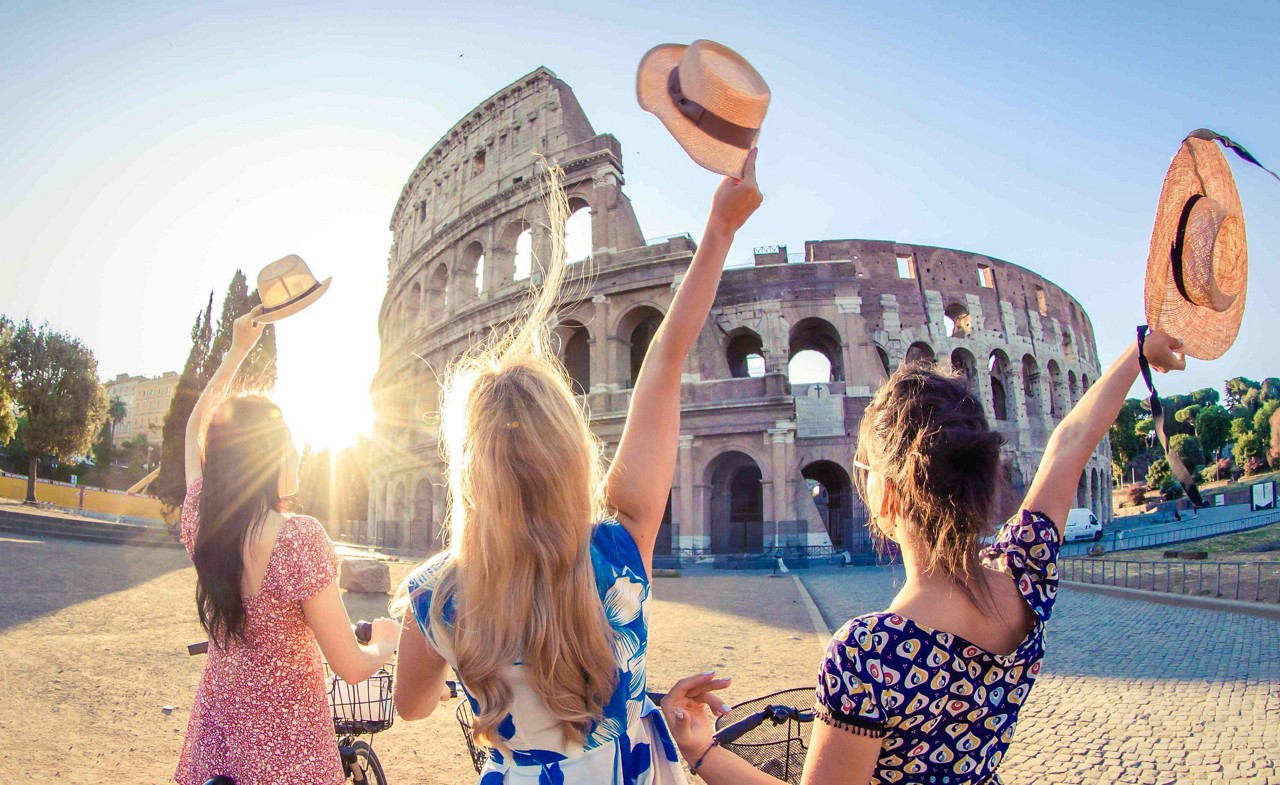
<box><xmin>814</xmin><ymin>510</ymin><xmax>1060</xmax><ymax>785</ymax></box>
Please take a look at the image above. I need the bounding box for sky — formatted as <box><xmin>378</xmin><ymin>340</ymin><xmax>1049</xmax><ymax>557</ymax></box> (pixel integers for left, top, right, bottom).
<box><xmin>1</xmin><ymin>0</ymin><xmax>1277</xmax><ymax>449</ymax></box>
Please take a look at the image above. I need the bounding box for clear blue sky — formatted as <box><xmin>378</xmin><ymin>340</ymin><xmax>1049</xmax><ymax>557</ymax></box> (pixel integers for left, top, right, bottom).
<box><xmin>2</xmin><ymin>0</ymin><xmax>1277</xmax><ymax>447</ymax></box>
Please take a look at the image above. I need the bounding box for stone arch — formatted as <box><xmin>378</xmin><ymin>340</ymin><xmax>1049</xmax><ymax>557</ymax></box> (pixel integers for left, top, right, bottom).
<box><xmin>460</xmin><ymin>240</ymin><xmax>485</xmax><ymax>297</ymax></box>
<box><xmin>1090</xmin><ymin>467</ymin><xmax>1100</xmax><ymax>518</ymax></box>
<box><xmin>565</xmin><ymin>196</ymin><xmax>592</xmax><ymax>264</ymax></box>
<box><xmin>1068</xmin><ymin>369</ymin><xmax>1079</xmax><ymax>404</ymax></box>
<box><xmin>427</xmin><ymin>263</ymin><xmax>448</xmax><ymax>313</ymax></box>
<box><xmin>704</xmin><ymin>450</ymin><xmax>764</xmax><ymax>554</ymax></box>
<box><xmin>1076</xmin><ymin>470</ymin><xmax>1087</xmax><ymax>509</ymax></box>
<box><xmin>1047</xmin><ymin>360</ymin><xmax>1066</xmax><ymax>419</ymax></box>
<box><xmin>726</xmin><ymin>328</ymin><xmax>765</xmax><ymax>379</ymax></box>
<box><xmin>951</xmin><ymin>347</ymin><xmax>978</xmax><ymax>392</ymax></box>
<box><xmin>944</xmin><ymin>302</ymin><xmax>971</xmax><ymax>339</ymax></box>
<box><xmin>1081</xmin><ymin>373</ymin><xmax>1090</xmax><ymax>393</ymax></box>
<box><xmin>1022</xmin><ymin>355</ymin><xmax>1042</xmax><ymax>418</ymax></box>
<box><xmin>789</xmin><ymin>317</ymin><xmax>844</xmax><ymax>383</ymax></box>
<box><xmin>905</xmin><ymin>341</ymin><xmax>936</xmax><ymax>366</ymax></box>
<box><xmin>553</xmin><ymin>319</ymin><xmax>591</xmax><ymax>395</ymax></box>
<box><xmin>875</xmin><ymin>345</ymin><xmax>892</xmax><ymax>380</ymax></box>
<box><xmin>1062</xmin><ymin>330</ymin><xmax>1078</xmax><ymax>364</ymax></box>
<box><xmin>617</xmin><ymin>304</ymin><xmax>664</xmax><ymax>389</ymax></box>
<box><xmin>413</xmin><ymin>479</ymin><xmax>435</xmax><ymax>553</ymax></box>
<box><xmin>405</xmin><ymin>281</ymin><xmax>422</xmax><ymax>333</ymax></box>
<box><xmin>989</xmin><ymin>350</ymin><xmax>1013</xmax><ymax>422</ymax></box>
<box><xmin>499</xmin><ymin>218</ymin><xmax>533</xmax><ymax>285</ymax></box>
<box><xmin>802</xmin><ymin>460</ymin><xmax>854</xmax><ymax>550</ymax></box>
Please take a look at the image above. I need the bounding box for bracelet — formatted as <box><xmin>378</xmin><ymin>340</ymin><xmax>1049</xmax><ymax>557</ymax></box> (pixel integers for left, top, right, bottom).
<box><xmin>690</xmin><ymin>738</ymin><xmax>719</xmax><ymax>777</ymax></box>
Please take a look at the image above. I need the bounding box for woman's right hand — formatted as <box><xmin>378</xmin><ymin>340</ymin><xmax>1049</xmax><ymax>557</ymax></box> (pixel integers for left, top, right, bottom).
<box><xmin>660</xmin><ymin>672</ymin><xmax>733</xmax><ymax>762</ymax></box>
<box><xmin>370</xmin><ymin>616</ymin><xmax>399</xmax><ymax>654</ymax></box>
<box><xmin>1143</xmin><ymin>330</ymin><xmax>1186</xmax><ymax>374</ymax></box>
<box><xmin>707</xmin><ymin>148</ymin><xmax>762</xmax><ymax>237</ymax></box>
<box><xmin>231</xmin><ymin>305</ymin><xmax>266</xmax><ymax>355</ymax></box>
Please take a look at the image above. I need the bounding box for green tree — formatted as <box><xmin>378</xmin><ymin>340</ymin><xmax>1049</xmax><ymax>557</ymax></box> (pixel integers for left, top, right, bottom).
<box><xmin>2</xmin><ymin>321</ymin><xmax>109</xmax><ymax>502</ymax></box>
<box><xmin>1270</xmin><ymin>407</ymin><xmax>1280</xmax><ymax>468</ymax></box>
<box><xmin>1168</xmin><ymin>433</ymin><xmax>1204</xmax><ymax>470</ymax></box>
<box><xmin>1262</xmin><ymin>378</ymin><xmax>1280</xmax><ymax>403</ymax></box>
<box><xmin>1253</xmin><ymin>399</ymin><xmax>1280</xmax><ymax>447</ymax></box>
<box><xmin>1225</xmin><ymin>377</ymin><xmax>1261</xmax><ymax>413</ymax></box>
<box><xmin>1172</xmin><ymin>405</ymin><xmax>1201</xmax><ymax>438</ymax></box>
<box><xmin>1234</xmin><ymin>431</ymin><xmax>1267</xmax><ymax>472</ymax></box>
<box><xmin>1194</xmin><ymin>405</ymin><xmax>1232</xmax><ymax>458</ymax></box>
<box><xmin>1109</xmin><ymin>398</ymin><xmax>1144</xmax><ymax>477</ymax></box>
<box><xmin>1191</xmin><ymin>388</ymin><xmax>1221</xmax><ymax>407</ymax></box>
<box><xmin>1146</xmin><ymin>457</ymin><xmax>1172</xmax><ymax>490</ymax></box>
<box><xmin>0</xmin><ymin>316</ymin><xmax>16</xmax><ymax>445</ymax></box>
<box><xmin>106</xmin><ymin>396</ymin><xmax>127</xmax><ymax>441</ymax></box>
<box><xmin>1230</xmin><ymin>415</ymin><xmax>1252</xmax><ymax>442</ymax></box>
<box><xmin>155</xmin><ymin>294</ymin><xmax>213</xmax><ymax>510</ymax></box>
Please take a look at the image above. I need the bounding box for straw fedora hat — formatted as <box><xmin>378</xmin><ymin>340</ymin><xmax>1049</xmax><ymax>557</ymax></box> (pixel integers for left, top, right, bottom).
<box><xmin>1143</xmin><ymin>134</ymin><xmax>1248</xmax><ymax>360</ymax></box>
<box><xmin>254</xmin><ymin>255</ymin><xmax>332</xmax><ymax>324</ymax></box>
<box><xmin>637</xmin><ymin>39</ymin><xmax>770</xmax><ymax>179</ymax></box>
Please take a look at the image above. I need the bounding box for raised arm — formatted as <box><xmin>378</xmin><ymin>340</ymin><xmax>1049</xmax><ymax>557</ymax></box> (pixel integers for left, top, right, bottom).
<box><xmin>184</xmin><ymin>306</ymin><xmax>264</xmax><ymax>485</ymax></box>
<box><xmin>606</xmin><ymin>149</ymin><xmax>763</xmax><ymax>570</ymax></box>
<box><xmin>1022</xmin><ymin>330</ymin><xmax>1184</xmax><ymax>531</ymax></box>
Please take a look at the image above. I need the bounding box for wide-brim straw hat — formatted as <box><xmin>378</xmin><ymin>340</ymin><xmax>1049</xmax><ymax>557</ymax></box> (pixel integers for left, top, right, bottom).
<box><xmin>1144</xmin><ymin>135</ymin><xmax>1247</xmax><ymax>360</ymax></box>
<box><xmin>255</xmin><ymin>254</ymin><xmax>332</xmax><ymax>324</ymax></box>
<box><xmin>637</xmin><ymin>39</ymin><xmax>770</xmax><ymax>179</ymax></box>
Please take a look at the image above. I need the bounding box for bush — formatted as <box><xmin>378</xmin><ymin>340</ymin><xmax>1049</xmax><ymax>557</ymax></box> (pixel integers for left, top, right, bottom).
<box><xmin>1244</xmin><ymin>455</ymin><xmax>1269</xmax><ymax>477</ymax></box>
<box><xmin>1160</xmin><ymin>478</ymin><xmax>1185</xmax><ymax>500</ymax></box>
<box><xmin>1126</xmin><ymin>484</ymin><xmax>1148</xmax><ymax>506</ymax></box>
<box><xmin>1146</xmin><ymin>457</ymin><xmax>1172</xmax><ymax>490</ymax></box>
<box><xmin>1199</xmin><ymin>464</ymin><xmax>1221</xmax><ymax>484</ymax></box>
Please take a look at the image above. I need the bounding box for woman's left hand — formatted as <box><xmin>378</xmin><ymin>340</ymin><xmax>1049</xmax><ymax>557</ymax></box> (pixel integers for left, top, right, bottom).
<box><xmin>660</xmin><ymin>672</ymin><xmax>733</xmax><ymax>762</ymax></box>
<box><xmin>707</xmin><ymin>148</ymin><xmax>762</xmax><ymax>236</ymax></box>
<box><xmin>231</xmin><ymin>305</ymin><xmax>265</xmax><ymax>355</ymax></box>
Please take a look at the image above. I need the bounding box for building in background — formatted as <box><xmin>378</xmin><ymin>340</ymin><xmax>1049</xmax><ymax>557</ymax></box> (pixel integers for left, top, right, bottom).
<box><xmin>368</xmin><ymin>68</ymin><xmax>1110</xmax><ymax>558</ymax></box>
<box><xmin>107</xmin><ymin>371</ymin><xmax>178</xmax><ymax>446</ymax></box>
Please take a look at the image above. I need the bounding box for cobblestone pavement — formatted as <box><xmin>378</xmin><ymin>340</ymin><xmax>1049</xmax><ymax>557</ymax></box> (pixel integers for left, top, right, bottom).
<box><xmin>800</xmin><ymin>566</ymin><xmax>1280</xmax><ymax>784</ymax></box>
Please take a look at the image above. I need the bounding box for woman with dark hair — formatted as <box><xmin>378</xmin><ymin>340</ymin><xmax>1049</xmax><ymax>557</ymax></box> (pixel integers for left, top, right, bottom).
<box><xmin>174</xmin><ymin>306</ymin><xmax>398</xmax><ymax>785</ymax></box>
<box><xmin>661</xmin><ymin>332</ymin><xmax>1185</xmax><ymax>784</ymax></box>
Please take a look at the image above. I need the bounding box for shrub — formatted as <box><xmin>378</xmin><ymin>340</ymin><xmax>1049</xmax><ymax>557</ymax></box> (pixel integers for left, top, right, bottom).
<box><xmin>1199</xmin><ymin>464</ymin><xmax>1220</xmax><ymax>484</ymax></box>
<box><xmin>1160</xmin><ymin>478</ymin><xmax>1184</xmax><ymax>500</ymax></box>
<box><xmin>1146</xmin><ymin>457</ymin><xmax>1172</xmax><ymax>490</ymax></box>
<box><xmin>1244</xmin><ymin>455</ymin><xmax>1269</xmax><ymax>477</ymax></box>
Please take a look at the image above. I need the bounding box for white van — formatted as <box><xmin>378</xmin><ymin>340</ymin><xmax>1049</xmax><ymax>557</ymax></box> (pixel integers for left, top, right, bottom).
<box><xmin>1064</xmin><ymin>508</ymin><xmax>1102</xmax><ymax>542</ymax></box>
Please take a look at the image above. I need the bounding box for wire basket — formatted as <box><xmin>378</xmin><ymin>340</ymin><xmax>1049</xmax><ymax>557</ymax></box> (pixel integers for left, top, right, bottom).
<box><xmin>456</xmin><ymin>699</ymin><xmax>490</xmax><ymax>774</ymax></box>
<box><xmin>713</xmin><ymin>687</ymin><xmax>814</xmax><ymax>785</ymax></box>
<box><xmin>326</xmin><ymin>661</ymin><xmax>396</xmax><ymax>736</ymax></box>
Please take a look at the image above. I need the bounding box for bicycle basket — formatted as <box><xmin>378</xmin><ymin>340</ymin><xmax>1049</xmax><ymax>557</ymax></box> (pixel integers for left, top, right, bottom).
<box><xmin>713</xmin><ymin>687</ymin><xmax>814</xmax><ymax>785</ymax></box>
<box><xmin>326</xmin><ymin>662</ymin><xmax>396</xmax><ymax>735</ymax></box>
<box><xmin>456</xmin><ymin>699</ymin><xmax>489</xmax><ymax>774</ymax></box>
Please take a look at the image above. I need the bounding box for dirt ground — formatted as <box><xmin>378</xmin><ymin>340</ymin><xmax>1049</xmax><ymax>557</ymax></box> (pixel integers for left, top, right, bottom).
<box><xmin>0</xmin><ymin>534</ymin><xmax>821</xmax><ymax>784</ymax></box>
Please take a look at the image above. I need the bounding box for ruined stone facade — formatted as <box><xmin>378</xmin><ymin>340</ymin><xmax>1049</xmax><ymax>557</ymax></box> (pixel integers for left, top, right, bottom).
<box><xmin>367</xmin><ymin>68</ymin><xmax>1111</xmax><ymax>556</ymax></box>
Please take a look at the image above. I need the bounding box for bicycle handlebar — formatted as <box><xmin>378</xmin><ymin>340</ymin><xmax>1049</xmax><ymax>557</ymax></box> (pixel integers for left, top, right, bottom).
<box><xmin>714</xmin><ymin>705</ymin><xmax>814</xmax><ymax>746</ymax></box>
<box><xmin>186</xmin><ymin>621</ymin><xmax>374</xmax><ymax>656</ymax></box>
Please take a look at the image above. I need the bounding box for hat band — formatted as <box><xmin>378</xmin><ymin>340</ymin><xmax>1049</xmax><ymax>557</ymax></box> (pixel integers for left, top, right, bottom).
<box><xmin>667</xmin><ymin>67</ymin><xmax>759</xmax><ymax>151</ymax></box>
<box><xmin>1169</xmin><ymin>193</ymin><xmax>1202</xmax><ymax>307</ymax></box>
<box><xmin>261</xmin><ymin>280</ymin><xmax>323</xmax><ymax>315</ymax></box>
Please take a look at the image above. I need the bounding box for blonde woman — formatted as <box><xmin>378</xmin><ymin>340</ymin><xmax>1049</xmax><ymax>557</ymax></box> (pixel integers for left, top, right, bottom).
<box><xmin>391</xmin><ymin>150</ymin><xmax>761</xmax><ymax>783</ymax></box>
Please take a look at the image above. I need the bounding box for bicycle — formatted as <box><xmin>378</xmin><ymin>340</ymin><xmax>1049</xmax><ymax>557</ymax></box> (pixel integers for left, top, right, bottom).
<box><xmin>189</xmin><ymin>621</ymin><xmax>396</xmax><ymax>785</ymax></box>
<box><xmin>452</xmin><ymin>684</ymin><xmax>814</xmax><ymax>784</ymax></box>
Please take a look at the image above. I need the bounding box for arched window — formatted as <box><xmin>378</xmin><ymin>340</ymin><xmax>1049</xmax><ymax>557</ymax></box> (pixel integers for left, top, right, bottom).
<box><xmin>789</xmin><ymin>317</ymin><xmax>844</xmax><ymax>383</ymax></box>
<box><xmin>905</xmin><ymin>341</ymin><xmax>936</xmax><ymax>366</ymax></box>
<box><xmin>1062</xmin><ymin>331</ymin><xmax>1078</xmax><ymax>364</ymax></box>
<box><xmin>565</xmin><ymin>199</ymin><xmax>592</xmax><ymax>264</ymax></box>
<box><xmin>875</xmin><ymin>345</ymin><xmax>892</xmax><ymax>379</ymax></box>
<box><xmin>951</xmin><ymin>348</ymin><xmax>978</xmax><ymax>392</ymax></box>
<box><xmin>1022</xmin><ymin>355</ymin><xmax>1042</xmax><ymax>418</ymax></box>
<box><xmin>726</xmin><ymin>330</ymin><xmax>766</xmax><ymax>379</ymax></box>
<box><xmin>555</xmin><ymin>320</ymin><xmax>591</xmax><ymax>395</ymax></box>
<box><xmin>427</xmin><ymin>263</ymin><xmax>448</xmax><ymax>313</ymax></box>
<box><xmin>1047</xmin><ymin>360</ymin><xmax>1066</xmax><ymax>419</ymax></box>
<box><xmin>617</xmin><ymin>306</ymin><xmax>664</xmax><ymax>389</ymax></box>
<box><xmin>461</xmin><ymin>241</ymin><xmax>485</xmax><ymax>297</ymax></box>
<box><xmin>405</xmin><ymin>282</ymin><xmax>422</xmax><ymax>333</ymax></box>
<box><xmin>944</xmin><ymin>302</ymin><xmax>971</xmax><ymax>339</ymax></box>
<box><xmin>989</xmin><ymin>350</ymin><xmax>1013</xmax><ymax>421</ymax></box>
<box><xmin>1068</xmin><ymin>370</ymin><xmax>1079</xmax><ymax>404</ymax></box>
<box><xmin>802</xmin><ymin>461</ymin><xmax>854</xmax><ymax>550</ymax></box>
<box><xmin>514</xmin><ymin>226</ymin><xmax>534</xmax><ymax>280</ymax></box>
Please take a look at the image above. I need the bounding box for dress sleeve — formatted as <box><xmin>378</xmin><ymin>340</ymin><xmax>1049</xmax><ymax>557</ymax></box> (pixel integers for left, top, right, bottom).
<box><xmin>590</xmin><ymin>520</ymin><xmax>649</xmax><ymax>590</ymax></box>
<box><xmin>982</xmin><ymin>509</ymin><xmax>1061</xmax><ymax>623</ymax></box>
<box><xmin>179</xmin><ymin>480</ymin><xmax>203</xmax><ymax>558</ymax></box>
<box><xmin>813</xmin><ymin>618</ymin><xmax>888</xmax><ymax>738</ymax></box>
<box><xmin>277</xmin><ymin>516</ymin><xmax>340</xmax><ymax>602</ymax></box>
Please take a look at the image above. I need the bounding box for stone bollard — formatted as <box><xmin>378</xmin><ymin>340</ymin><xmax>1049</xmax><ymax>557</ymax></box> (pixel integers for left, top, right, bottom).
<box><xmin>339</xmin><ymin>558</ymin><xmax>391</xmax><ymax>594</ymax></box>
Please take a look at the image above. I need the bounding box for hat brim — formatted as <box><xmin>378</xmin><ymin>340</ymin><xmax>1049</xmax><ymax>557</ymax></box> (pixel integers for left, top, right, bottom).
<box><xmin>254</xmin><ymin>277</ymin><xmax>333</xmax><ymax>324</ymax></box>
<box><xmin>1144</xmin><ymin>138</ymin><xmax>1246</xmax><ymax>361</ymax></box>
<box><xmin>636</xmin><ymin>44</ymin><xmax>758</xmax><ymax>180</ymax></box>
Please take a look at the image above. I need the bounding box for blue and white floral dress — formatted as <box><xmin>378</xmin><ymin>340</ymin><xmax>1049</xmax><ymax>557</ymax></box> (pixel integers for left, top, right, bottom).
<box><xmin>407</xmin><ymin>521</ymin><xmax>686</xmax><ymax>785</ymax></box>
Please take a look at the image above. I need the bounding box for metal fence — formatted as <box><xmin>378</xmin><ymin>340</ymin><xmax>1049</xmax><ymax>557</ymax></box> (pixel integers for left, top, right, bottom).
<box><xmin>1058</xmin><ymin>508</ymin><xmax>1280</xmax><ymax>558</ymax></box>
<box><xmin>1060</xmin><ymin>557</ymin><xmax>1280</xmax><ymax>604</ymax></box>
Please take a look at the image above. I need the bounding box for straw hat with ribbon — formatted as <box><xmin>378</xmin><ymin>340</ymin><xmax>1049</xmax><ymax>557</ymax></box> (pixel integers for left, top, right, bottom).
<box><xmin>1138</xmin><ymin>129</ymin><xmax>1277</xmax><ymax>506</ymax></box>
<box><xmin>637</xmin><ymin>39</ymin><xmax>770</xmax><ymax>179</ymax></box>
<box><xmin>254</xmin><ymin>254</ymin><xmax>332</xmax><ymax>324</ymax></box>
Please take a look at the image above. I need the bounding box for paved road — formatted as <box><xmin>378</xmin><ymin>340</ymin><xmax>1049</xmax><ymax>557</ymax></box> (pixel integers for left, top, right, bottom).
<box><xmin>800</xmin><ymin>566</ymin><xmax>1280</xmax><ymax>785</ymax></box>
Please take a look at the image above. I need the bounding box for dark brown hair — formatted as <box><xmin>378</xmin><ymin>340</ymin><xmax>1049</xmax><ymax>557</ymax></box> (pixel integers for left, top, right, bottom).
<box><xmin>853</xmin><ymin>362</ymin><xmax>1004</xmax><ymax>606</ymax></box>
<box><xmin>194</xmin><ymin>396</ymin><xmax>288</xmax><ymax>647</ymax></box>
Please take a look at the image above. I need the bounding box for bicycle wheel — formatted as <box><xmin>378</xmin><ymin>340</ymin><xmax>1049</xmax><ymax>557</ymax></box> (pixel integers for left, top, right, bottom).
<box><xmin>347</xmin><ymin>739</ymin><xmax>387</xmax><ymax>785</ymax></box>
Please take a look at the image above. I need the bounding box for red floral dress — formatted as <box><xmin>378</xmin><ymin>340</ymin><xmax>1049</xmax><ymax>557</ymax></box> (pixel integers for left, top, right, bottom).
<box><xmin>175</xmin><ymin>479</ymin><xmax>344</xmax><ymax>785</ymax></box>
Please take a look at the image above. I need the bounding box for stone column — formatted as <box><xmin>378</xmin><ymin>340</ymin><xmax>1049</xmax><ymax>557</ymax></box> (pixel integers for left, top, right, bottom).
<box><xmin>590</xmin><ymin>294</ymin><xmax>612</xmax><ymax>393</ymax></box>
<box><xmin>768</xmin><ymin>426</ymin><xmax>794</xmax><ymax>548</ymax></box>
<box><xmin>678</xmin><ymin>435</ymin><xmax>696</xmax><ymax>550</ymax></box>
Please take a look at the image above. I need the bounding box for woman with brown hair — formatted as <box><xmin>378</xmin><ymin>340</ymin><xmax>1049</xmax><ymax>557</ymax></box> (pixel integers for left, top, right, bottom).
<box><xmin>175</xmin><ymin>306</ymin><xmax>398</xmax><ymax>785</ymax></box>
<box><xmin>662</xmin><ymin>332</ymin><xmax>1185</xmax><ymax>785</ymax></box>
<box><xmin>391</xmin><ymin>152</ymin><xmax>762</xmax><ymax>784</ymax></box>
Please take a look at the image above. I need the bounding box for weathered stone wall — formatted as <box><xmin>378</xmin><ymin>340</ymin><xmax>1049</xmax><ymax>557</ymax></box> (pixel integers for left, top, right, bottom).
<box><xmin>366</xmin><ymin>69</ymin><xmax>1111</xmax><ymax>556</ymax></box>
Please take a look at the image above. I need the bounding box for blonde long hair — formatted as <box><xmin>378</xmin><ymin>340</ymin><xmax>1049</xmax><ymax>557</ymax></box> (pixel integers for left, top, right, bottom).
<box><xmin>393</xmin><ymin>164</ymin><xmax>616</xmax><ymax>747</ymax></box>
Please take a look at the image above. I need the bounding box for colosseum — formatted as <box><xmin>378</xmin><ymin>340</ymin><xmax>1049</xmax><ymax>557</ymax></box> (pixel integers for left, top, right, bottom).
<box><xmin>365</xmin><ymin>67</ymin><xmax>1112</xmax><ymax>560</ymax></box>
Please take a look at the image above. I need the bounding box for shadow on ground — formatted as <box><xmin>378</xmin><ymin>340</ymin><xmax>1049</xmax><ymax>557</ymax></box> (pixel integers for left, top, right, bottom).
<box><xmin>0</xmin><ymin>534</ymin><xmax>191</xmax><ymax>633</ymax></box>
